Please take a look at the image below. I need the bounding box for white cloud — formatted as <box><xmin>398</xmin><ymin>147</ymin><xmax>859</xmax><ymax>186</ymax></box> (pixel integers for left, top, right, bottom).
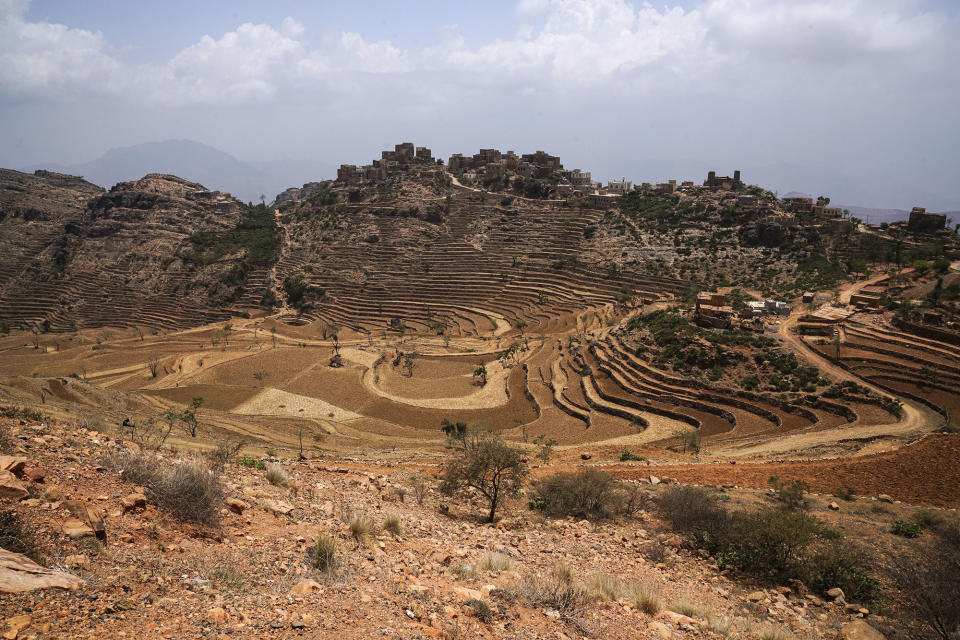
<box><xmin>0</xmin><ymin>0</ymin><xmax>121</xmax><ymax>97</ymax></box>
<box><xmin>160</xmin><ymin>22</ymin><xmax>302</xmax><ymax>103</ymax></box>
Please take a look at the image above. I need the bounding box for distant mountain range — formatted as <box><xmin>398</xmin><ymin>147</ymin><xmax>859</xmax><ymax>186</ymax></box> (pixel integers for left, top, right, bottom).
<box><xmin>22</xmin><ymin>140</ymin><xmax>333</xmax><ymax>204</ymax></box>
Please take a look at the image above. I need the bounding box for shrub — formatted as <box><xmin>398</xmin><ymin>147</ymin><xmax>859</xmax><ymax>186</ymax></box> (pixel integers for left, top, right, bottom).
<box><xmin>0</xmin><ymin>405</ymin><xmax>46</xmax><ymax>422</ymax></box>
<box><xmin>0</xmin><ymin>510</ymin><xmax>44</xmax><ymax>563</ymax></box>
<box><xmin>759</xmin><ymin>626</ymin><xmax>797</xmax><ymax>640</ymax></box>
<box><xmin>103</xmin><ymin>452</ymin><xmax>223</xmax><ymax>526</ymax></box>
<box><xmin>264</xmin><ymin>463</ymin><xmax>289</xmax><ymax>487</ymax></box>
<box><xmin>0</xmin><ymin>422</ymin><xmax>12</xmax><ymax>454</ymax></box>
<box><xmin>206</xmin><ymin>439</ymin><xmax>245</xmax><ymax>472</ymax></box>
<box><xmin>439</xmin><ymin>430</ymin><xmax>528</xmax><ymax>523</ymax></box>
<box><xmin>799</xmin><ymin>544</ymin><xmax>877</xmax><ymax>602</ymax></box>
<box><xmin>767</xmin><ymin>476</ymin><xmax>809</xmax><ymax>511</ymax></box>
<box><xmin>832</xmin><ymin>487</ymin><xmax>856</xmax><ymax>501</ymax></box>
<box><xmin>894</xmin><ymin>521</ymin><xmax>960</xmax><ymax>640</ymax></box>
<box><xmin>151</xmin><ymin>457</ymin><xmax>224</xmax><ymax>527</ymax></box>
<box><xmin>478</xmin><ymin>551</ymin><xmax>513</xmax><ymax>572</ymax></box>
<box><xmin>349</xmin><ymin>512</ymin><xmax>377</xmax><ymax>544</ymax></box>
<box><xmin>891</xmin><ymin>519</ymin><xmax>923</xmax><ymax>538</ymax></box>
<box><xmin>716</xmin><ymin>508</ymin><xmax>823</xmax><ymax>576</ymax></box>
<box><xmin>408</xmin><ymin>475</ymin><xmax>429</xmax><ymax>505</ymax></box>
<box><xmin>382</xmin><ymin>513</ymin><xmax>402</xmax><ymax>536</ymax></box>
<box><xmin>655</xmin><ymin>485</ymin><xmax>728</xmax><ymax>537</ymax></box>
<box><xmin>619</xmin><ymin>450</ymin><xmax>646</xmax><ymax>462</ymax></box>
<box><xmin>912</xmin><ymin>509</ymin><xmax>945</xmax><ymax>528</ymax></box>
<box><xmin>307</xmin><ymin>531</ymin><xmax>341</xmax><ymax>574</ymax></box>
<box><xmin>238</xmin><ymin>457</ymin><xmax>266</xmax><ymax>470</ymax></box>
<box><xmin>532</xmin><ymin>469</ymin><xmax>638</xmax><ymax>520</ymax></box>
<box><xmin>465</xmin><ymin>598</ymin><xmax>493</xmax><ymax>623</ymax></box>
<box><xmin>519</xmin><ymin>564</ymin><xmax>587</xmax><ymax>614</ymax></box>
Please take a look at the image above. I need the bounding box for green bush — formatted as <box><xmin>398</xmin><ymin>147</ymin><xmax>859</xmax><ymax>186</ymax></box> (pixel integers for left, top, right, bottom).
<box><xmin>531</xmin><ymin>469</ymin><xmax>639</xmax><ymax>520</ymax></box>
<box><xmin>238</xmin><ymin>457</ymin><xmax>266</xmax><ymax>470</ymax></box>
<box><xmin>655</xmin><ymin>486</ymin><xmax>728</xmax><ymax>537</ymax></box>
<box><xmin>800</xmin><ymin>545</ymin><xmax>877</xmax><ymax>602</ymax></box>
<box><xmin>892</xmin><ymin>520</ymin><xmax>923</xmax><ymax>538</ymax></box>
<box><xmin>619</xmin><ymin>450</ymin><xmax>646</xmax><ymax>462</ymax></box>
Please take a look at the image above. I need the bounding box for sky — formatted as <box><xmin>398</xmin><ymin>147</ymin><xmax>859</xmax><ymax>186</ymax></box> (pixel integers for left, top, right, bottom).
<box><xmin>1</xmin><ymin>0</ymin><xmax>959</xmax><ymax>209</ymax></box>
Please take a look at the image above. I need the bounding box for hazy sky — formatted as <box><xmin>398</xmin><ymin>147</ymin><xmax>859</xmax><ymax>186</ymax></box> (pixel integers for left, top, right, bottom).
<box><xmin>2</xmin><ymin>0</ymin><xmax>958</xmax><ymax>209</ymax></box>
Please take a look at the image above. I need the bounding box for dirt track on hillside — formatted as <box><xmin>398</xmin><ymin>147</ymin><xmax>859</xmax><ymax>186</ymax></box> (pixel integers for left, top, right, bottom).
<box><xmin>610</xmin><ymin>434</ymin><xmax>960</xmax><ymax>508</ymax></box>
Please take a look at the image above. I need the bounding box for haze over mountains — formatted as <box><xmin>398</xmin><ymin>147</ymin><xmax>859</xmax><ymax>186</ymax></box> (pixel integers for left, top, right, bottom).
<box><xmin>23</xmin><ymin>140</ymin><xmax>333</xmax><ymax>205</ymax></box>
<box><xmin>20</xmin><ymin>139</ymin><xmax>960</xmax><ymax>219</ymax></box>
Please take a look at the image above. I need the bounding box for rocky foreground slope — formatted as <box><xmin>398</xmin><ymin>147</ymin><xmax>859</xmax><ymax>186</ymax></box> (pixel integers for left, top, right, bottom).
<box><xmin>2</xmin><ymin>411</ymin><xmax>953</xmax><ymax>639</ymax></box>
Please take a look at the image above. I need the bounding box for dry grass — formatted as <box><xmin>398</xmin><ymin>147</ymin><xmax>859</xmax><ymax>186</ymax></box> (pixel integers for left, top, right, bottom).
<box><xmin>264</xmin><ymin>463</ymin><xmax>289</xmax><ymax>487</ymax></box>
<box><xmin>670</xmin><ymin>599</ymin><xmax>710</xmax><ymax>619</ymax></box>
<box><xmin>585</xmin><ymin>573</ymin><xmax>624</xmax><ymax>602</ymax></box>
<box><xmin>478</xmin><ymin>551</ymin><xmax>513</xmax><ymax>572</ymax></box>
<box><xmin>307</xmin><ymin>531</ymin><xmax>341</xmax><ymax>574</ymax></box>
<box><xmin>518</xmin><ymin>564</ymin><xmax>588</xmax><ymax>614</ymax></box>
<box><xmin>102</xmin><ymin>450</ymin><xmax>223</xmax><ymax>526</ymax></box>
<box><xmin>382</xmin><ymin>513</ymin><xmax>402</xmax><ymax>536</ymax></box>
<box><xmin>759</xmin><ymin>625</ymin><xmax>798</xmax><ymax>640</ymax></box>
<box><xmin>628</xmin><ymin>582</ymin><xmax>663</xmax><ymax>615</ymax></box>
<box><xmin>348</xmin><ymin>512</ymin><xmax>377</xmax><ymax>544</ymax></box>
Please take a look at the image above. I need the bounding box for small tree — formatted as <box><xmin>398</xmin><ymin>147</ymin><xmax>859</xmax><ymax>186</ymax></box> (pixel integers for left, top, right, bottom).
<box><xmin>253</xmin><ymin>371</ymin><xmax>268</xmax><ymax>387</ymax></box>
<box><xmin>181</xmin><ymin>397</ymin><xmax>204</xmax><ymax>438</ymax></box>
<box><xmin>473</xmin><ymin>363</ymin><xmax>488</xmax><ymax>386</ymax></box>
<box><xmin>147</xmin><ymin>357</ymin><xmax>161</xmax><ymax>378</ymax></box>
<box><xmin>533</xmin><ymin>434</ymin><xmax>558</xmax><ymax>463</ymax></box>
<box><xmin>440</xmin><ymin>430</ymin><xmax>528</xmax><ymax>523</ymax></box>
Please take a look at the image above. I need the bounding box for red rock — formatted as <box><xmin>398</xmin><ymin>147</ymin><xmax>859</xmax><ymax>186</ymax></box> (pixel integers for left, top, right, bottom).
<box><xmin>0</xmin><ymin>456</ymin><xmax>27</xmax><ymax>475</ymax></box>
<box><xmin>0</xmin><ymin>549</ymin><xmax>84</xmax><ymax>593</ymax></box>
<box><xmin>22</xmin><ymin>467</ymin><xmax>44</xmax><ymax>483</ymax></box>
<box><xmin>0</xmin><ymin>471</ymin><xmax>28</xmax><ymax>501</ymax></box>
<box><xmin>121</xmin><ymin>493</ymin><xmax>146</xmax><ymax>512</ymax></box>
<box><xmin>225</xmin><ymin>497</ymin><xmax>248</xmax><ymax>514</ymax></box>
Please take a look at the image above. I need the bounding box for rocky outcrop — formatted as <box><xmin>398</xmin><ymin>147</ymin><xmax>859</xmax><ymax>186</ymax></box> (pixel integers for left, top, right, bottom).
<box><xmin>0</xmin><ymin>549</ymin><xmax>84</xmax><ymax>594</ymax></box>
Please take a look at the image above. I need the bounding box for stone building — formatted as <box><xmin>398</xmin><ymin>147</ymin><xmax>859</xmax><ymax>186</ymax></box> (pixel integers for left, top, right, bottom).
<box><xmin>704</xmin><ymin>170</ymin><xmax>742</xmax><ymax>189</ymax></box>
<box><xmin>907</xmin><ymin>207</ymin><xmax>947</xmax><ymax>231</ymax></box>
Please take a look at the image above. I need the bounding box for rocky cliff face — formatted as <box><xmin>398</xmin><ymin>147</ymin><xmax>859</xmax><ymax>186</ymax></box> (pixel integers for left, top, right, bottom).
<box><xmin>0</xmin><ymin>171</ymin><xmax>274</xmax><ymax>332</ymax></box>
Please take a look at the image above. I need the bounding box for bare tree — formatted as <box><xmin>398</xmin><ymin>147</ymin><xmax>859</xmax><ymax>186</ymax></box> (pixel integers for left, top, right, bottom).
<box><xmin>147</xmin><ymin>357</ymin><xmax>162</xmax><ymax>378</ymax></box>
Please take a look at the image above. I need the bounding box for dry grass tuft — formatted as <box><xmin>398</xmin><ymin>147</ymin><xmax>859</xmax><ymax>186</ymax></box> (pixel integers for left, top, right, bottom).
<box><xmin>382</xmin><ymin>513</ymin><xmax>402</xmax><ymax>536</ymax></box>
<box><xmin>670</xmin><ymin>599</ymin><xmax>710</xmax><ymax>619</ymax></box>
<box><xmin>629</xmin><ymin>582</ymin><xmax>663</xmax><ymax>615</ymax></box>
<box><xmin>585</xmin><ymin>573</ymin><xmax>624</xmax><ymax>602</ymax></box>
<box><xmin>478</xmin><ymin>551</ymin><xmax>513</xmax><ymax>572</ymax></box>
<box><xmin>759</xmin><ymin>625</ymin><xmax>798</xmax><ymax>640</ymax></box>
<box><xmin>307</xmin><ymin>531</ymin><xmax>341</xmax><ymax>574</ymax></box>
<box><xmin>519</xmin><ymin>564</ymin><xmax>588</xmax><ymax>614</ymax></box>
<box><xmin>264</xmin><ymin>463</ymin><xmax>289</xmax><ymax>487</ymax></box>
<box><xmin>103</xmin><ymin>451</ymin><xmax>223</xmax><ymax>526</ymax></box>
<box><xmin>348</xmin><ymin>512</ymin><xmax>377</xmax><ymax>544</ymax></box>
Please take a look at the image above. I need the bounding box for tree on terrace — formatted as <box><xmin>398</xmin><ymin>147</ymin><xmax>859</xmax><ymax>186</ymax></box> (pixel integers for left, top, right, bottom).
<box><xmin>440</xmin><ymin>428</ymin><xmax>528</xmax><ymax>523</ymax></box>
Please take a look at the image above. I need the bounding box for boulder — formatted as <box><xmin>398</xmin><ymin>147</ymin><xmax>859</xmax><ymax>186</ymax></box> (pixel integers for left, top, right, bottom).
<box><xmin>263</xmin><ymin>499</ymin><xmax>294</xmax><ymax>516</ymax></box>
<box><xmin>0</xmin><ymin>471</ymin><xmax>28</xmax><ymax>501</ymax></box>
<box><xmin>64</xmin><ymin>555</ymin><xmax>90</xmax><ymax>569</ymax></box>
<box><xmin>2</xmin><ymin>614</ymin><xmax>32</xmax><ymax>639</ymax></box>
<box><xmin>225</xmin><ymin>498</ymin><xmax>248</xmax><ymax>514</ymax></box>
<box><xmin>452</xmin><ymin>586</ymin><xmax>484</xmax><ymax>602</ymax></box>
<box><xmin>829</xmin><ymin>502</ymin><xmax>840</xmax><ymax>510</ymax></box>
<box><xmin>0</xmin><ymin>548</ymin><xmax>84</xmax><ymax>593</ymax></box>
<box><xmin>878</xmin><ymin>494</ymin><xmax>894</xmax><ymax>504</ymax></box>
<box><xmin>61</xmin><ymin>518</ymin><xmax>95</xmax><ymax>539</ymax></box>
<box><xmin>647</xmin><ymin>621</ymin><xmax>673</xmax><ymax>639</ymax></box>
<box><xmin>827</xmin><ymin>587</ymin><xmax>845</xmax><ymax>601</ymax></box>
<box><xmin>289</xmin><ymin>579</ymin><xmax>323</xmax><ymax>595</ymax></box>
<box><xmin>63</xmin><ymin>501</ymin><xmax>106</xmax><ymax>540</ymax></box>
<box><xmin>840</xmin><ymin>620</ymin><xmax>887</xmax><ymax>640</ymax></box>
<box><xmin>23</xmin><ymin>468</ymin><xmax>45</xmax><ymax>483</ymax></box>
<box><xmin>0</xmin><ymin>457</ymin><xmax>27</xmax><ymax>475</ymax></box>
<box><xmin>206</xmin><ymin>607</ymin><xmax>228</xmax><ymax>625</ymax></box>
<box><xmin>649</xmin><ymin>475</ymin><xmax>661</xmax><ymax>485</ymax></box>
<box><xmin>121</xmin><ymin>493</ymin><xmax>146</xmax><ymax>513</ymax></box>
<box><xmin>746</xmin><ymin>591</ymin><xmax>766</xmax><ymax>602</ymax></box>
